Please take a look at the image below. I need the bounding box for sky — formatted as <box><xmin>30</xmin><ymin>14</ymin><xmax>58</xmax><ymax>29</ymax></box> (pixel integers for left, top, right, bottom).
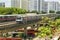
<box><xmin>0</xmin><ymin>0</ymin><xmax>11</xmax><ymax>7</ymax></box>
<box><xmin>0</xmin><ymin>0</ymin><xmax>60</xmax><ymax>7</ymax></box>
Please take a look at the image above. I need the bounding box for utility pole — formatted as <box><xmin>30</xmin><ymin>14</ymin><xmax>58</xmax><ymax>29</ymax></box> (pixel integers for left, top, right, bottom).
<box><xmin>24</xmin><ymin>17</ymin><xmax>27</xmax><ymax>40</ymax></box>
<box><xmin>47</xmin><ymin>2</ymin><xmax>49</xmax><ymax>14</ymax></box>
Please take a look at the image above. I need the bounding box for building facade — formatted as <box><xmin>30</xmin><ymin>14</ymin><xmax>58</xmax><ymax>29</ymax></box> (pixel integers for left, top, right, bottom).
<box><xmin>37</xmin><ymin>0</ymin><xmax>45</xmax><ymax>12</ymax></box>
<box><xmin>42</xmin><ymin>1</ymin><xmax>60</xmax><ymax>13</ymax></box>
<box><xmin>4</xmin><ymin>0</ymin><xmax>60</xmax><ymax>13</ymax></box>
<box><xmin>28</xmin><ymin>0</ymin><xmax>37</xmax><ymax>12</ymax></box>
<box><xmin>11</xmin><ymin>0</ymin><xmax>21</xmax><ymax>8</ymax></box>
<box><xmin>57</xmin><ymin>3</ymin><xmax>60</xmax><ymax>11</ymax></box>
<box><xmin>42</xmin><ymin>2</ymin><xmax>48</xmax><ymax>12</ymax></box>
<box><xmin>11</xmin><ymin>0</ymin><xmax>29</xmax><ymax>11</ymax></box>
<box><xmin>21</xmin><ymin>0</ymin><xmax>29</xmax><ymax>11</ymax></box>
<box><xmin>28</xmin><ymin>0</ymin><xmax>60</xmax><ymax>13</ymax></box>
<box><xmin>28</xmin><ymin>0</ymin><xmax>45</xmax><ymax>12</ymax></box>
<box><xmin>47</xmin><ymin>1</ymin><xmax>60</xmax><ymax>13</ymax></box>
<box><xmin>0</xmin><ymin>2</ymin><xmax>5</xmax><ymax>7</ymax></box>
<box><xmin>49</xmin><ymin>2</ymin><xmax>59</xmax><ymax>11</ymax></box>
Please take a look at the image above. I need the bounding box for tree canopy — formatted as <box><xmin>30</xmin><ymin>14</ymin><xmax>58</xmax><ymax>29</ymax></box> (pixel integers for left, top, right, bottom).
<box><xmin>30</xmin><ymin>10</ymin><xmax>47</xmax><ymax>14</ymax></box>
<box><xmin>49</xmin><ymin>10</ymin><xmax>55</xmax><ymax>13</ymax></box>
<box><xmin>30</xmin><ymin>10</ymin><xmax>40</xmax><ymax>14</ymax></box>
<box><xmin>0</xmin><ymin>7</ymin><xmax>27</xmax><ymax>15</ymax></box>
<box><xmin>41</xmin><ymin>11</ymin><xmax>47</xmax><ymax>14</ymax></box>
<box><xmin>56</xmin><ymin>11</ymin><xmax>60</xmax><ymax>14</ymax></box>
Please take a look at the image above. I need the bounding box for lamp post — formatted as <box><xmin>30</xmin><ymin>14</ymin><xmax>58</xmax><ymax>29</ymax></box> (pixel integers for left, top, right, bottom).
<box><xmin>47</xmin><ymin>2</ymin><xmax>49</xmax><ymax>14</ymax></box>
<box><xmin>24</xmin><ymin>17</ymin><xmax>27</xmax><ymax>40</ymax></box>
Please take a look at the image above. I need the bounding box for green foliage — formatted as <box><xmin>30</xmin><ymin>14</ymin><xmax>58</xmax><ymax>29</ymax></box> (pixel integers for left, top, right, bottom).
<box><xmin>18</xmin><ymin>32</ymin><xmax>23</xmax><ymax>38</ymax></box>
<box><xmin>29</xmin><ymin>10</ymin><xmax>47</xmax><ymax>14</ymax></box>
<box><xmin>49</xmin><ymin>10</ymin><xmax>55</xmax><ymax>13</ymax></box>
<box><xmin>0</xmin><ymin>7</ymin><xmax>27</xmax><ymax>15</ymax></box>
<box><xmin>30</xmin><ymin>10</ymin><xmax>40</xmax><ymax>14</ymax></box>
<box><xmin>41</xmin><ymin>11</ymin><xmax>47</xmax><ymax>14</ymax></box>
<box><xmin>42</xmin><ymin>16</ymin><xmax>50</xmax><ymax>21</ymax></box>
<box><xmin>55</xmin><ymin>19</ymin><xmax>60</xmax><ymax>26</ymax></box>
<box><xmin>38</xmin><ymin>27</ymin><xmax>52</xmax><ymax>38</ymax></box>
<box><xmin>56</xmin><ymin>11</ymin><xmax>60</xmax><ymax>14</ymax></box>
<box><xmin>37</xmin><ymin>16</ymin><xmax>60</xmax><ymax>38</ymax></box>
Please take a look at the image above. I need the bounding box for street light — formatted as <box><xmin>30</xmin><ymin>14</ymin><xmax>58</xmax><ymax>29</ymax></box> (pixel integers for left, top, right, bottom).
<box><xmin>47</xmin><ymin>2</ymin><xmax>49</xmax><ymax>14</ymax></box>
<box><xmin>24</xmin><ymin>16</ymin><xmax>27</xmax><ymax>40</ymax></box>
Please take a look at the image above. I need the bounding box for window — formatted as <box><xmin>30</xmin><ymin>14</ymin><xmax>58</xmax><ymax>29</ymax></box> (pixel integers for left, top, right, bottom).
<box><xmin>17</xmin><ymin>17</ymin><xmax>21</xmax><ymax>19</ymax></box>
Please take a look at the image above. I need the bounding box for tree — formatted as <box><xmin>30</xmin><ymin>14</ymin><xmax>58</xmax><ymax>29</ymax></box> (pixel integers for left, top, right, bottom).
<box><xmin>31</xmin><ymin>10</ymin><xmax>40</xmax><ymax>14</ymax></box>
<box><xmin>0</xmin><ymin>7</ymin><xmax>27</xmax><ymax>15</ymax></box>
<box><xmin>41</xmin><ymin>11</ymin><xmax>47</xmax><ymax>14</ymax></box>
<box><xmin>56</xmin><ymin>11</ymin><xmax>60</xmax><ymax>14</ymax></box>
<box><xmin>18</xmin><ymin>9</ymin><xmax>27</xmax><ymax>14</ymax></box>
<box><xmin>49</xmin><ymin>10</ymin><xmax>55</xmax><ymax>13</ymax></box>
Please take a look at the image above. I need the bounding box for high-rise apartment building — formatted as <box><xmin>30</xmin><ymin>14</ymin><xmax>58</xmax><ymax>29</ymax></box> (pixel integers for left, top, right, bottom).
<box><xmin>21</xmin><ymin>0</ymin><xmax>29</xmax><ymax>11</ymax></box>
<box><xmin>43</xmin><ymin>2</ymin><xmax>48</xmax><ymax>12</ymax></box>
<box><xmin>4</xmin><ymin>0</ymin><xmax>60</xmax><ymax>13</ymax></box>
<box><xmin>28</xmin><ymin>0</ymin><xmax>45</xmax><ymax>12</ymax></box>
<box><xmin>49</xmin><ymin>2</ymin><xmax>59</xmax><ymax>11</ymax></box>
<box><xmin>58</xmin><ymin>4</ymin><xmax>60</xmax><ymax>11</ymax></box>
<box><xmin>11</xmin><ymin>0</ymin><xmax>21</xmax><ymax>8</ymax></box>
<box><xmin>41</xmin><ymin>1</ymin><xmax>60</xmax><ymax>13</ymax></box>
<box><xmin>29</xmin><ymin>0</ymin><xmax>60</xmax><ymax>13</ymax></box>
<box><xmin>28</xmin><ymin>0</ymin><xmax>37</xmax><ymax>11</ymax></box>
<box><xmin>46</xmin><ymin>1</ymin><xmax>60</xmax><ymax>13</ymax></box>
<box><xmin>11</xmin><ymin>0</ymin><xmax>29</xmax><ymax>11</ymax></box>
<box><xmin>0</xmin><ymin>2</ymin><xmax>5</xmax><ymax>7</ymax></box>
<box><xmin>37</xmin><ymin>0</ymin><xmax>45</xmax><ymax>12</ymax></box>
